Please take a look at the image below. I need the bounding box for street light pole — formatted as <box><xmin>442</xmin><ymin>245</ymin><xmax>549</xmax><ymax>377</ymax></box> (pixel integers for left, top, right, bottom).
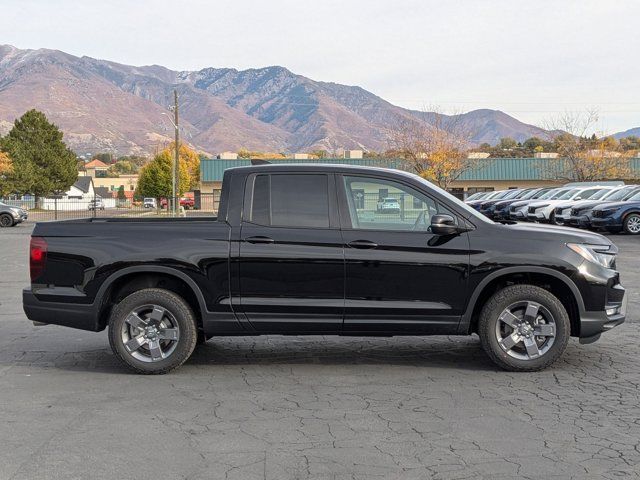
<box><xmin>173</xmin><ymin>89</ymin><xmax>179</xmax><ymax>216</ymax></box>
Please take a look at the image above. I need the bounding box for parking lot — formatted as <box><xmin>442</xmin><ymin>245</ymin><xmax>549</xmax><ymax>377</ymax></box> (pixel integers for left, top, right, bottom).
<box><xmin>1</xmin><ymin>224</ymin><xmax>639</xmax><ymax>480</ymax></box>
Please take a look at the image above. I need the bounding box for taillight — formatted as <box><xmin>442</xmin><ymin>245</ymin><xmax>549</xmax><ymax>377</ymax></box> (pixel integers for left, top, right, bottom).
<box><xmin>30</xmin><ymin>237</ymin><xmax>47</xmax><ymax>282</ymax></box>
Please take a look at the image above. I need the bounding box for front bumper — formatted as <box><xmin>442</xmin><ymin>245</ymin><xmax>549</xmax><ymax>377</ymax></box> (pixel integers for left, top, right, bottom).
<box><xmin>10</xmin><ymin>211</ymin><xmax>28</xmax><ymax>223</ymax></box>
<box><xmin>566</xmin><ymin>215</ymin><xmax>591</xmax><ymax>228</ymax></box>
<box><xmin>509</xmin><ymin>210</ymin><xmax>527</xmax><ymax>221</ymax></box>
<box><xmin>590</xmin><ymin>217</ymin><xmax>622</xmax><ymax>230</ymax></box>
<box><xmin>578</xmin><ymin>275</ymin><xmax>626</xmax><ymax>342</ymax></box>
<box><xmin>527</xmin><ymin>211</ymin><xmax>547</xmax><ymax>222</ymax></box>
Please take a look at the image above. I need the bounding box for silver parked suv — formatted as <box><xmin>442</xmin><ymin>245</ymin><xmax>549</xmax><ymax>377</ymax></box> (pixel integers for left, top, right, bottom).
<box><xmin>0</xmin><ymin>201</ymin><xmax>28</xmax><ymax>227</ymax></box>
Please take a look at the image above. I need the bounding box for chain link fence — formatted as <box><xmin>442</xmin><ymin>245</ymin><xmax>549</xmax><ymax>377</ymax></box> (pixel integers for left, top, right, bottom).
<box><xmin>1</xmin><ymin>190</ymin><xmax>221</xmax><ymax>222</ymax></box>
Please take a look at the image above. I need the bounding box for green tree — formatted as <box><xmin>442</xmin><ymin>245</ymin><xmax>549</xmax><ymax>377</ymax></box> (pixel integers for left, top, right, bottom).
<box><xmin>136</xmin><ymin>149</ymin><xmax>189</xmax><ymax>199</ymax></box>
<box><xmin>108</xmin><ymin>160</ymin><xmax>136</xmax><ymax>176</ymax></box>
<box><xmin>498</xmin><ymin>137</ymin><xmax>518</xmax><ymax>150</ymax></box>
<box><xmin>117</xmin><ymin>185</ymin><xmax>126</xmax><ymax>201</ymax></box>
<box><xmin>0</xmin><ymin>110</ymin><xmax>78</xmax><ymax>198</ymax></box>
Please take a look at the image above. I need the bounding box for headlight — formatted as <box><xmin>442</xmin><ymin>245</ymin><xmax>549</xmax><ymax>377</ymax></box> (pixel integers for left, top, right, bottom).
<box><xmin>534</xmin><ymin>204</ymin><xmax>549</xmax><ymax>210</ymax></box>
<box><xmin>567</xmin><ymin>243</ymin><xmax>616</xmax><ymax>268</ymax></box>
<box><xmin>598</xmin><ymin>208</ymin><xmax>619</xmax><ymax>217</ymax></box>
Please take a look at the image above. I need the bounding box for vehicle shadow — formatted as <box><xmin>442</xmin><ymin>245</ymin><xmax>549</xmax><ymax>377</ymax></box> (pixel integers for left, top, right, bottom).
<box><xmin>186</xmin><ymin>335</ymin><xmax>496</xmax><ymax>371</ymax></box>
<box><xmin>0</xmin><ymin>335</ymin><xmax>502</xmax><ymax>374</ymax></box>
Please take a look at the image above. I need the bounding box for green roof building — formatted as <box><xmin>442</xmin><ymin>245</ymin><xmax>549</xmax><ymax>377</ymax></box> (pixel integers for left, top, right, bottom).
<box><xmin>199</xmin><ymin>157</ymin><xmax>640</xmax><ymax>198</ymax></box>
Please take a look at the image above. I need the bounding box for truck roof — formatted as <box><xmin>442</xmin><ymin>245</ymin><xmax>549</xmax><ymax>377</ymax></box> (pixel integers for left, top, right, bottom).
<box><xmin>225</xmin><ymin>163</ymin><xmax>415</xmax><ymax>179</ymax></box>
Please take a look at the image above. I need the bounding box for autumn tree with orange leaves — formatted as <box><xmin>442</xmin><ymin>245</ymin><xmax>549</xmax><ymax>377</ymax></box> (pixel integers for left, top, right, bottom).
<box><xmin>0</xmin><ymin>151</ymin><xmax>13</xmax><ymax>196</ymax></box>
<box><xmin>390</xmin><ymin>110</ymin><xmax>475</xmax><ymax>190</ymax></box>
<box><xmin>546</xmin><ymin>110</ymin><xmax>632</xmax><ymax>181</ymax></box>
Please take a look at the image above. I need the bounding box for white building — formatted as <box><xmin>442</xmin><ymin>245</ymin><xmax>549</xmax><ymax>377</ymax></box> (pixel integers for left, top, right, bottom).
<box><xmin>41</xmin><ymin>177</ymin><xmax>101</xmax><ymax>211</ymax></box>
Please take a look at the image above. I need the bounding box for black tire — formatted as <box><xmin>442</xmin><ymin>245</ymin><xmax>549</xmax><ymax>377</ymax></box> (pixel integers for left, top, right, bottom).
<box><xmin>547</xmin><ymin>211</ymin><xmax>555</xmax><ymax>224</ymax></box>
<box><xmin>108</xmin><ymin>288</ymin><xmax>198</xmax><ymax>374</ymax></box>
<box><xmin>478</xmin><ymin>284</ymin><xmax>570</xmax><ymax>372</ymax></box>
<box><xmin>623</xmin><ymin>213</ymin><xmax>640</xmax><ymax>235</ymax></box>
<box><xmin>0</xmin><ymin>213</ymin><xmax>14</xmax><ymax>228</ymax></box>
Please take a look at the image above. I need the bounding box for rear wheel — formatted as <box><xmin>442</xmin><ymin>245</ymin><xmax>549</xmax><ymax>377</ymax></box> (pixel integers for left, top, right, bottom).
<box><xmin>108</xmin><ymin>288</ymin><xmax>198</xmax><ymax>374</ymax></box>
<box><xmin>0</xmin><ymin>214</ymin><xmax>14</xmax><ymax>227</ymax></box>
<box><xmin>623</xmin><ymin>213</ymin><xmax>640</xmax><ymax>235</ymax></box>
<box><xmin>478</xmin><ymin>284</ymin><xmax>570</xmax><ymax>371</ymax></box>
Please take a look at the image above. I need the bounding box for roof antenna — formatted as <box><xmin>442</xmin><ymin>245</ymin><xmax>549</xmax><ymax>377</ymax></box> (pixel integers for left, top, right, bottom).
<box><xmin>251</xmin><ymin>159</ymin><xmax>271</xmax><ymax>165</ymax></box>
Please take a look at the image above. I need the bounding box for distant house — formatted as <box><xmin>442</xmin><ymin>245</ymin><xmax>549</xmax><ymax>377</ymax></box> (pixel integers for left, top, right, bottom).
<box><xmin>94</xmin><ymin>186</ymin><xmax>111</xmax><ymax>199</ymax></box>
<box><xmin>65</xmin><ymin>176</ymin><xmax>95</xmax><ymax>199</ymax></box>
<box><xmin>84</xmin><ymin>159</ymin><xmax>109</xmax><ymax>178</ymax></box>
<box><xmin>41</xmin><ymin>176</ymin><xmax>97</xmax><ymax>211</ymax></box>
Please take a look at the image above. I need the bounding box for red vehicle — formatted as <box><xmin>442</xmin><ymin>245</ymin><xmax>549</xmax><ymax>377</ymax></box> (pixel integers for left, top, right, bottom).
<box><xmin>160</xmin><ymin>197</ymin><xmax>196</xmax><ymax>210</ymax></box>
<box><xmin>180</xmin><ymin>197</ymin><xmax>195</xmax><ymax>209</ymax></box>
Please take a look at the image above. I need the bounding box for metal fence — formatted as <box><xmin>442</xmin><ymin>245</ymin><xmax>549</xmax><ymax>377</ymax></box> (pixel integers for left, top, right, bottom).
<box><xmin>1</xmin><ymin>191</ymin><xmax>221</xmax><ymax>222</ymax></box>
<box><xmin>354</xmin><ymin>192</ymin><xmax>433</xmax><ymax>225</ymax></box>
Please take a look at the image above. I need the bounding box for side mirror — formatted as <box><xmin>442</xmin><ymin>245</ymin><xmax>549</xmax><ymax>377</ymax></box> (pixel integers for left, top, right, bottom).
<box><xmin>430</xmin><ymin>214</ymin><xmax>459</xmax><ymax>235</ymax></box>
<box><xmin>574</xmin><ymin>196</ymin><xmax>582</xmax><ymax>201</ymax></box>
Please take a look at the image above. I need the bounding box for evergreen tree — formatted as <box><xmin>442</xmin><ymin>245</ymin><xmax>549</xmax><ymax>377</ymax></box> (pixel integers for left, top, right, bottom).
<box><xmin>0</xmin><ymin>110</ymin><xmax>78</xmax><ymax>198</ymax></box>
<box><xmin>117</xmin><ymin>185</ymin><xmax>126</xmax><ymax>201</ymax></box>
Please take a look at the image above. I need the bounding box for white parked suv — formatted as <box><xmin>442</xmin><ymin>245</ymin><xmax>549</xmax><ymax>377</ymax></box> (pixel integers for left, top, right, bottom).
<box><xmin>526</xmin><ymin>186</ymin><xmax>611</xmax><ymax>223</ymax></box>
<box><xmin>143</xmin><ymin>198</ymin><xmax>157</xmax><ymax>209</ymax></box>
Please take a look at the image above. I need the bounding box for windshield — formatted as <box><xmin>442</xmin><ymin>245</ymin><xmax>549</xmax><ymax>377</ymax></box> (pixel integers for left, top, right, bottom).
<box><xmin>492</xmin><ymin>190</ymin><xmax>512</xmax><ymax>200</ymax></box>
<box><xmin>622</xmin><ymin>189</ymin><xmax>640</xmax><ymax>200</ymax></box>
<box><xmin>626</xmin><ymin>190</ymin><xmax>640</xmax><ymax>201</ymax></box>
<box><xmin>604</xmin><ymin>188</ymin><xmax>634</xmax><ymax>201</ymax></box>
<box><xmin>586</xmin><ymin>189</ymin><xmax>611</xmax><ymax>200</ymax></box>
<box><xmin>466</xmin><ymin>192</ymin><xmax>487</xmax><ymax>201</ymax></box>
<box><xmin>518</xmin><ymin>189</ymin><xmax>538</xmax><ymax>200</ymax></box>
<box><xmin>556</xmin><ymin>189</ymin><xmax>580</xmax><ymax>200</ymax></box>
<box><xmin>488</xmin><ymin>190</ymin><xmax>505</xmax><ymax>199</ymax></box>
<box><xmin>503</xmin><ymin>189</ymin><xmax>522</xmax><ymax>199</ymax></box>
<box><xmin>538</xmin><ymin>189</ymin><xmax>562</xmax><ymax>199</ymax></box>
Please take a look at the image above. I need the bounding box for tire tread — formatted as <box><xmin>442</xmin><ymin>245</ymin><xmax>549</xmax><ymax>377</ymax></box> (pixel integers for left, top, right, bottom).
<box><xmin>478</xmin><ymin>284</ymin><xmax>570</xmax><ymax>372</ymax></box>
<box><xmin>108</xmin><ymin>288</ymin><xmax>198</xmax><ymax>375</ymax></box>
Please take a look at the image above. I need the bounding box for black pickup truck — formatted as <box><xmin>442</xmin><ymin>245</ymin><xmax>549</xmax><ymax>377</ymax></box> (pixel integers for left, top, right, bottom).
<box><xmin>24</xmin><ymin>164</ymin><xmax>626</xmax><ymax>374</ymax></box>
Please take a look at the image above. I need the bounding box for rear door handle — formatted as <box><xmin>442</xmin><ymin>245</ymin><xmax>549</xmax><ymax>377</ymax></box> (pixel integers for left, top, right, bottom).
<box><xmin>245</xmin><ymin>236</ymin><xmax>275</xmax><ymax>244</ymax></box>
<box><xmin>347</xmin><ymin>240</ymin><xmax>378</xmax><ymax>249</ymax></box>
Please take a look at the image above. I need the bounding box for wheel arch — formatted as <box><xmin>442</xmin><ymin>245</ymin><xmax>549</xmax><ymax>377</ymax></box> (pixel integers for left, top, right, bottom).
<box><xmin>95</xmin><ymin>266</ymin><xmax>208</xmax><ymax>332</ymax></box>
<box><xmin>622</xmin><ymin>209</ymin><xmax>640</xmax><ymax>224</ymax></box>
<box><xmin>460</xmin><ymin>266</ymin><xmax>584</xmax><ymax>337</ymax></box>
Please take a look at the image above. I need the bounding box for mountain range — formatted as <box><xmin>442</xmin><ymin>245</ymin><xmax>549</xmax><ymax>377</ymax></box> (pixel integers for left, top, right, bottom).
<box><xmin>0</xmin><ymin>45</ymin><xmax>636</xmax><ymax>156</ymax></box>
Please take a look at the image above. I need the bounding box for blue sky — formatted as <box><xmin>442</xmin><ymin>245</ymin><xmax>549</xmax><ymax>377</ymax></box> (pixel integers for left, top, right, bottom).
<box><xmin>1</xmin><ymin>0</ymin><xmax>639</xmax><ymax>134</ymax></box>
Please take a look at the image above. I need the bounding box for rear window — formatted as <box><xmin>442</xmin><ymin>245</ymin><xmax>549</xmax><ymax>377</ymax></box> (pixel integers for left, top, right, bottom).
<box><xmin>249</xmin><ymin>174</ymin><xmax>330</xmax><ymax>228</ymax></box>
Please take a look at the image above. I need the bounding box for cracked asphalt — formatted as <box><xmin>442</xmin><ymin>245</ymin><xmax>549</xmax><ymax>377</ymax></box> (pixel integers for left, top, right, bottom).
<box><xmin>1</xmin><ymin>224</ymin><xmax>639</xmax><ymax>480</ymax></box>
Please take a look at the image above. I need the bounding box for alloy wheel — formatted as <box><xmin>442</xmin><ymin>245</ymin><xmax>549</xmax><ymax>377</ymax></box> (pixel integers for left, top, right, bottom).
<box><xmin>0</xmin><ymin>215</ymin><xmax>13</xmax><ymax>227</ymax></box>
<box><xmin>494</xmin><ymin>301</ymin><xmax>556</xmax><ymax>360</ymax></box>
<box><xmin>120</xmin><ymin>304</ymin><xmax>180</xmax><ymax>362</ymax></box>
<box><xmin>626</xmin><ymin>215</ymin><xmax>640</xmax><ymax>234</ymax></box>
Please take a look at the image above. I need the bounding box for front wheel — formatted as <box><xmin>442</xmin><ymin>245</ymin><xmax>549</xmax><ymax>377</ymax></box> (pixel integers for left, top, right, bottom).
<box><xmin>0</xmin><ymin>213</ymin><xmax>15</xmax><ymax>227</ymax></box>
<box><xmin>108</xmin><ymin>288</ymin><xmax>198</xmax><ymax>374</ymax></box>
<box><xmin>623</xmin><ymin>213</ymin><xmax>640</xmax><ymax>235</ymax></box>
<box><xmin>478</xmin><ymin>284</ymin><xmax>570</xmax><ymax>371</ymax></box>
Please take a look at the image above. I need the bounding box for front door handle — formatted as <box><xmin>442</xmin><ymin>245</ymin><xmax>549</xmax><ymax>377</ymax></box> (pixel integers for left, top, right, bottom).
<box><xmin>245</xmin><ymin>236</ymin><xmax>275</xmax><ymax>244</ymax></box>
<box><xmin>347</xmin><ymin>240</ymin><xmax>378</xmax><ymax>249</ymax></box>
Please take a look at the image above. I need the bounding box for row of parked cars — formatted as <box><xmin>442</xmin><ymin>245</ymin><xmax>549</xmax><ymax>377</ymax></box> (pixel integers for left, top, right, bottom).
<box><xmin>465</xmin><ymin>184</ymin><xmax>640</xmax><ymax>235</ymax></box>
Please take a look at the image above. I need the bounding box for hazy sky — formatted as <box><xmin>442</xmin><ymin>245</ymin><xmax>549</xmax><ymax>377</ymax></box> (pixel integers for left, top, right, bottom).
<box><xmin>2</xmin><ymin>0</ymin><xmax>639</xmax><ymax>133</ymax></box>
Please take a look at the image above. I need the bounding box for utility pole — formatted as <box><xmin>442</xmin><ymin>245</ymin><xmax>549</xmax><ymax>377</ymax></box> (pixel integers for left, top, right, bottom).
<box><xmin>173</xmin><ymin>89</ymin><xmax>179</xmax><ymax>216</ymax></box>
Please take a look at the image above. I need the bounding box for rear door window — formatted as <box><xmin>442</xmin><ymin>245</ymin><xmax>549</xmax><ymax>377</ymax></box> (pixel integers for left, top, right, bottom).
<box><xmin>248</xmin><ymin>174</ymin><xmax>330</xmax><ymax>228</ymax></box>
